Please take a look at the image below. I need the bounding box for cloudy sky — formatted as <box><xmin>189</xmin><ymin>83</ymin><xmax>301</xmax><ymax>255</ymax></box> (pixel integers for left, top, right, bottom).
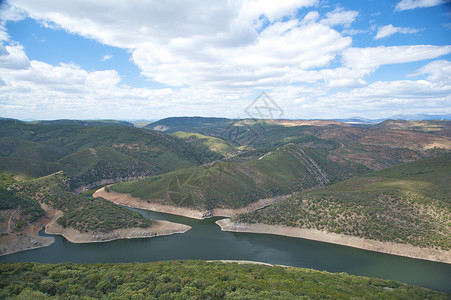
<box><xmin>0</xmin><ymin>0</ymin><xmax>450</xmax><ymax>120</ymax></box>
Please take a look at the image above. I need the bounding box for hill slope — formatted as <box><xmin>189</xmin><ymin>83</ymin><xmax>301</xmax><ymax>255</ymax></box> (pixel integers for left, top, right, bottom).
<box><xmin>0</xmin><ymin>170</ymin><xmax>178</xmax><ymax>255</ymax></box>
<box><xmin>170</xmin><ymin>131</ymin><xmax>238</xmax><ymax>158</ymax></box>
<box><xmin>0</xmin><ymin>120</ymin><xmax>217</xmax><ymax>190</ymax></box>
<box><xmin>234</xmin><ymin>154</ymin><xmax>451</xmax><ymax>251</ymax></box>
<box><xmin>145</xmin><ymin>116</ymin><xmax>233</xmax><ymax>134</ymax></box>
<box><xmin>147</xmin><ymin>117</ymin><xmax>451</xmax><ymax>170</ymax></box>
<box><xmin>111</xmin><ymin>144</ymin><xmax>368</xmax><ymax>210</ymax></box>
<box><xmin>27</xmin><ymin>119</ymin><xmax>134</xmax><ymax>127</ymax></box>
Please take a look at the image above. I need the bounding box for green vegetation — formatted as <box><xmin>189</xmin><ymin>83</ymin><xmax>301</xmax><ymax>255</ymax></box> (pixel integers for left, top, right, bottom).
<box><xmin>2</xmin><ymin>116</ymin><xmax>450</xmax><ymax>247</ymax></box>
<box><xmin>235</xmin><ymin>154</ymin><xmax>451</xmax><ymax>250</ymax></box>
<box><xmin>0</xmin><ymin>120</ymin><xmax>218</xmax><ymax>189</ymax></box>
<box><xmin>15</xmin><ymin>172</ymin><xmax>151</xmax><ymax>233</ymax></box>
<box><xmin>112</xmin><ymin>144</ymin><xmax>368</xmax><ymax>210</ymax></box>
<box><xmin>145</xmin><ymin>116</ymin><xmax>233</xmax><ymax>134</ymax></box>
<box><xmin>170</xmin><ymin>131</ymin><xmax>238</xmax><ymax>158</ymax></box>
<box><xmin>0</xmin><ymin>261</ymin><xmax>446</xmax><ymax>299</ymax></box>
<box><xmin>27</xmin><ymin>119</ymin><xmax>134</xmax><ymax>127</ymax></box>
<box><xmin>146</xmin><ymin>117</ymin><xmax>451</xmax><ymax>170</ymax></box>
<box><xmin>0</xmin><ymin>173</ymin><xmax>45</xmax><ymax>223</ymax></box>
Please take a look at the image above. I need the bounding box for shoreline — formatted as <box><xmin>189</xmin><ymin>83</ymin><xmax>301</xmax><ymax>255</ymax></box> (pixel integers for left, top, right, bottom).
<box><xmin>0</xmin><ymin>201</ymin><xmax>192</xmax><ymax>256</ymax></box>
<box><xmin>41</xmin><ymin>201</ymin><xmax>191</xmax><ymax>243</ymax></box>
<box><xmin>95</xmin><ymin>187</ymin><xmax>451</xmax><ymax>264</ymax></box>
<box><xmin>0</xmin><ymin>234</ymin><xmax>54</xmax><ymax>256</ymax></box>
<box><xmin>216</xmin><ymin>218</ymin><xmax>451</xmax><ymax>264</ymax></box>
<box><xmin>206</xmin><ymin>260</ymin><xmax>291</xmax><ymax>268</ymax></box>
<box><xmin>94</xmin><ymin>186</ymin><xmax>290</xmax><ymax>219</ymax></box>
<box><xmin>45</xmin><ymin>220</ymin><xmax>191</xmax><ymax>243</ymax></box>
<box><xmin>0</xmin><ymin>207</ymin><xmax>56</xmax><ymax>257</ymax></box>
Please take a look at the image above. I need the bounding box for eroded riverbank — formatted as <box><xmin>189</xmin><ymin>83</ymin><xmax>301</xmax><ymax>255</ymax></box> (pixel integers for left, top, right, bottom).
<box><xmin>94</xmin><ymin>186</ymin><xmax>290</xmax><ymax>219</ymax></box>
<box><xmin>216</xmin><ymin>218</ymin><xmax>451</xmax><ymax>264</ymax></box>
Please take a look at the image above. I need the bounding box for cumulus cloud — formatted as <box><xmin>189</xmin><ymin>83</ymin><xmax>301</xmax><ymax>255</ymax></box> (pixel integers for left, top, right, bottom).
<box><xmin>343</xmin><ymin>45</ymin><xmax>451</xmax><ymax>75</ymax></box>
<box><xmin>316</xmin><ymin>80</ymin><xmax>451</xmax><ymax>118</ymax></box>
<box><xmin>131</xmin><ymin>20</ymin><xmax>351</xmax><ymax>88</ymax></box>
<box><xmin>409</xmin><ymin>60</ymin><xmax>451</xmax><ymax>83</ymax></box>
<box><xmin>395</xmin><ymin>0</ymin><xmax>449</xmax><ymax>11</ymax></box>
<box><xmin>1</xmin><ymin>0</ymin><xmax>451</xmax><ymax>120</ymax></box>
<box><xmin>375</xmin><ymin>24</ymin><xmax>419</xmax><ymax>39</ymax></box>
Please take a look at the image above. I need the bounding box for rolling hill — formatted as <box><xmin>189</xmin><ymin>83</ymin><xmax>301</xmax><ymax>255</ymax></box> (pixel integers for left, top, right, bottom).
<box><xmin>170</xmin><ymin>131</ymin><xmax>238</xmax><ymax>158</ymax></box>
<box><xmin>27</xmin><ymin>119</ymin><xmax>134</xmax><ymax>127</ymax></box>
<box><xmin>145</xmin><ymin>116</ymin><xmax>233</xmax><ymax>134</ymax></box>
<box><xmin>5</xmin><ymin>171</ymin><xmax>153</xmax><ymax>234</ymax></box>
<box><xmin>0</xmin><ymin>120</ymin><xmax>218</xmax><ymax>190</ymax></box>
<box><xmin>146</xmin><ymin>117</ymin><xmax>451</xmax><ymax>170</ymax></box>
<box><xmin>234</xmin><ymin>153</ymin><xmax>451</xmax><ymax>250</ymax></box>
<box><xmin>111</xmin><ymin>143</ymin><xmax>368</xmax><ymax>210</ymax></box>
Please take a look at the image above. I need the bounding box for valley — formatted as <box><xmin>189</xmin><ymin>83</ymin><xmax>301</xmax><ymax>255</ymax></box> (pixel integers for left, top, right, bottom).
<box><xmin>0</xmin><ymin>117</ymin><xmax>450</xmax><ymax>295</ymax></box>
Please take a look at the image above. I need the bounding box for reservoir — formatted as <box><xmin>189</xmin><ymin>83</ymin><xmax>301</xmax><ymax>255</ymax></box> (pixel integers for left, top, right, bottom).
<box><xmin>1</xmin><ymin>207</ymin><xmax>450</xmax><ymax>293</ymax></box>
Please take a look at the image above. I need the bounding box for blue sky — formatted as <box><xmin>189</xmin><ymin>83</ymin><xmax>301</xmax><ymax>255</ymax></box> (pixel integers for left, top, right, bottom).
<box><xmin>0</xmin><ymin>0</ymin><xmax>450</xmax><ymax>120</ymax></box>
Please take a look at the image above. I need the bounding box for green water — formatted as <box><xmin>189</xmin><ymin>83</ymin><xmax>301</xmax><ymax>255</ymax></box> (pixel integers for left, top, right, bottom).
<box><xmin>1</xmin><ymin>207</ymin><xmax>450</xmax><ymax>293</ymax></box>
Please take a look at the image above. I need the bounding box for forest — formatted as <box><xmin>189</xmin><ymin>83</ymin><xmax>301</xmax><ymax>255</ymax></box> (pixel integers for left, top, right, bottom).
<box><xmin>0</xmin><ymin>260</ymin><xmax>447</xmax><ymax>299</ymax></box>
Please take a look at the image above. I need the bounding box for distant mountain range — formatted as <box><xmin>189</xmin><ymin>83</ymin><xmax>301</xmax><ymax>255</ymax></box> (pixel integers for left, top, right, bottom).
<box><xmin>335</xmin><ymin>114</ymin><xmax>451</xmax><ymax>124</ymax></box>
<box><xmin>2</xmin><ymin>114</ymin><xmax>450</xmax><ymax>127</ymax></box>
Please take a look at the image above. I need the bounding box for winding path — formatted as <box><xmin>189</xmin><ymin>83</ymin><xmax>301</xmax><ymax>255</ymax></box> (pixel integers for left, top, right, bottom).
<box><xmin>7</xmin><ymin>207</ymin><xmax>20</xmax><ymax>233</ymax></box>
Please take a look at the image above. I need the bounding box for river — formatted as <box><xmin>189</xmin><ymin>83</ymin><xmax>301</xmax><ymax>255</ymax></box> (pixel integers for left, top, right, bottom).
<box><xmin>1</xmin><ymin>207</ymin><xmax>450</xmax><ymax>293</ymax></box>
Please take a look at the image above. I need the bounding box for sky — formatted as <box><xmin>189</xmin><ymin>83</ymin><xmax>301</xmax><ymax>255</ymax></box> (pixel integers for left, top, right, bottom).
<box><xmin>0</xmin><ymin>0</ymin><xmax>450</xmax><ymax>121</ymax></box>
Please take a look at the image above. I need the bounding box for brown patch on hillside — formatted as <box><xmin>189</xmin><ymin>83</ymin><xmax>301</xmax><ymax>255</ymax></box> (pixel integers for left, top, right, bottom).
<box><xmin>374</xmin><ymin>120</ymin><xmax>451</xmax><ymax>133</ymax></box>
<box><xmin>320</xmin><ymin>127</ymin><xmax>451</xmax><ymax>151</ymax></box>
<box><xmin>329</xmin><ymin>144</ymin><xmax>424</xmax><ymax>170</ymax></box>
<box><xmin>266</xmin><ymin>119</ymin><xmax>351</xmax><ymax>127</ymax></box>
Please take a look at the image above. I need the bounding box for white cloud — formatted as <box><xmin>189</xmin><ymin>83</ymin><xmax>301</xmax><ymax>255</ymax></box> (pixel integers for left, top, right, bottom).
<box><xmin>11</xmin><ymin>0</ymin><xmax>332</xmax><ymax>90</ymax></box>
<box><xmin>375</xmin><ymin>24</ymin><xmax>419</xmax><ymax>39</ymax></box>
<box><xmin>131</xmin><ymin>20</ymin><xmax>351</xmax><ymax>88</ymax></box>
<box><xmin>409</xmin><ymin>60</ymin><xmax>451</xmax><ymax>83</ymax></box>
<box><xmin>101</xmin><ymin>54</ymin><xmax>113</xmax><ymax>61</ymax></box>
<box><xmin>1</xmin><ymin>0</ymin><xmax>451</xmax><ymax>120</ymax></box>
<box><xmin>343</xmin><ymin>45</ymin><xmax>451</xmax><ymax>75</ymax></box>
<box><xmin>315</xmin><ymin>80</ymin><xmax>451</xmax><ymax>118</ymax></box>
<box><xmin>395</xmin><ymin>0</ymin><xmax>449</xmax><ymax>11</ymax></box>
<box><xmin>341</xmin><ymin>29</ymin><xmax>367</xmax><ymax>36</ymax></box>
<box><xmin>0</xmin><ymin>2</ymin><xmax>26</xmax><ymax>24</ymax></box>
<box><xmin>0</xmin><ymin>44</ymin><xmax>30</xmax><ymax>70</ymax></box>
<box><xmin>321</xmin><ymin>7</ymin><xmax>359</xmax><ymax>28</ymax></box>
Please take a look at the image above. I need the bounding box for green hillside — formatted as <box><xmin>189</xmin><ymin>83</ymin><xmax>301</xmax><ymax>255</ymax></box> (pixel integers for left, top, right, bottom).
<box><xmin>14</xmin><ymin>171</ymin><xmax>152</xmax><ymax>233</ymax></box>
<box><xmin>0</xmin><ymin>261</ymin><xmax>446</xmax><ymax>299</ymax></box>
<box><xmin>0</xmin><ymin>120</ymin><xmax>217</xmax><ymax>189</ymax></box>
<box><xmin>27</xmin><ymin>119</ymin><xmax>134</xmax><ymax>127</ymax></box>
<box><xmin>170</xmin><ymin>131</ymin><xmax>238</xmax><ymax>158</ymax></box>
<box><xmin>145</xmin><ymin>116</ymin><xmax>233</xmax><ymax>133</ymax></box>
<box><xmin>0</xmin><ymin>173</ymin><xmax>45</xmax><ymax>224</ymax></box>
<box><xmin>146</xmin><ymin>117</ymin><xmax>451</xmax><ymax>169</ymax></box>
<box><xmin>111</xmin><ymin>144</ymin><xmax>368</xmax><ymax>210</ymax></box>
<box><xmin>235</xmin><ymin>154</ymin><xmax>451</xmax><ymax>250</ymax></box>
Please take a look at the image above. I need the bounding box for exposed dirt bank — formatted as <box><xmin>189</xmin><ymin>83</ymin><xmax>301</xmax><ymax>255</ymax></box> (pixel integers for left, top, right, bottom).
<box><xmin>0</xmin><ymin>200</ymin><xmax>191</xmax><ymax>256</ymax></box>
<box><xmin>206</xmin><ymin>260</ymin><xmax>290</xmax><ymax>267</ymax></box>
<box><xmin>45</xmin><ymin>220</ymin><xmax>190</xmax><ymax>243</ymax></box>
<box><xmin>41</xmin><ymin>202</ymin><xmax>190</xmax><ymax>243</ymax></box>
<box><xmin>94</xmin><ymin>186</ymin><xmax>290</xmax><ymax>219</ymax></box>
<box><xmin>216</xmin><ymin>219</ymin><xmax>451</xmax><ymax>264</ymax></box>
<box><xmin>0</xmin><ymin>208</ymin><xmax>54</xmax><ymax>256</ymax></box>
